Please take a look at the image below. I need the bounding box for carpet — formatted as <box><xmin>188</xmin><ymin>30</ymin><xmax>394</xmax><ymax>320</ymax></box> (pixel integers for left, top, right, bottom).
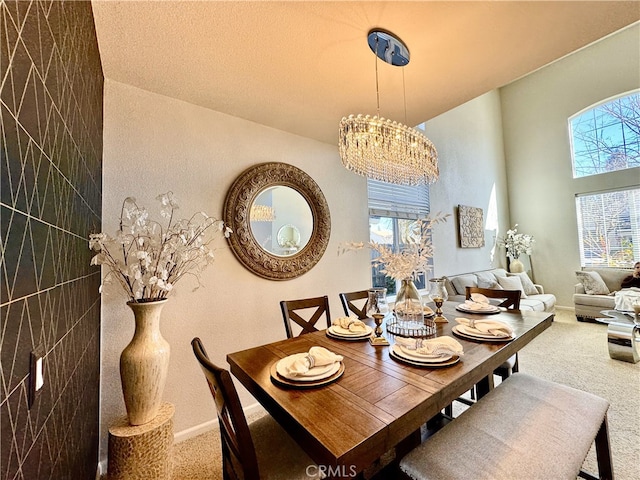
<box><xmin>171</xmin><ymin>310</ymin><xmax>639</xmax><ymax>479</ymax></box>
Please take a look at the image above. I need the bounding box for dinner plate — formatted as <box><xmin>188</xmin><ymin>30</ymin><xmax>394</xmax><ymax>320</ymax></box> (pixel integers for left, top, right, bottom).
<box><xmin>393</xmin><ymin>344</ymin><xmax>453</xmax><ymax>363</ymax></box>
<box><xmin>270</xmin><ymin>362</ymin><xmax>345</xmax><ymax>389</ymax></box>
<box><xmin>456</xmin><ymin>324</ymin><xmax>512</xmax><ymax>339</ymax></box>
<box><xmin>452</xmin><ymin>325</ymin><xmax>514</xmax><ymax>342</ymax></box>
<box><xmin>328</xmin><ymin>325</ymin><xmax>373</xmax><ymax>337</ymax></box>
<box><xmin>275</xmin><ymin>354</ymin><xmax>341</xmax><ymax>381</ymax></box>
<box><xmin>455</xmin><ymin>304</ymin><xmax>501</xmax><ymax>314</ymax></box>
<box><xmin>326</xmin><ymin>330</ymin><xmax>371</xmax><ymax>341</ymax></box>
<box><xmin>389</xmin><ymin>348</ymin><xmax>460</xmax><ymax>368</ymax></box>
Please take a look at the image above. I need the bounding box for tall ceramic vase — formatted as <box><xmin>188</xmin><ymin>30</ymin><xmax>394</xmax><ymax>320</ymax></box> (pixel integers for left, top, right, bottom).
<box><xmin>509</xmin><ymin>257</ymin><xmax>525</xmax><ymax>273</ymax></box>
<box><xmin>121</xmin><ymin>299</ymin><xmax>170</xmax><ymax>426</ymax></box>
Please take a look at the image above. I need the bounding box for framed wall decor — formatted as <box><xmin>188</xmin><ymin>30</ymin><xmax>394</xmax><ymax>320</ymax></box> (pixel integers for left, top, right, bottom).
<box><xmin>458</xmin><ymin>205</ymin><xmax>485</xmax><ymax>248</ymax></box>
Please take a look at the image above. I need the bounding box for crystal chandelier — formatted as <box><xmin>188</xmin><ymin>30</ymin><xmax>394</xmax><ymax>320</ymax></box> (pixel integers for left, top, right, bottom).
<box><xmin>338</xmin><ymin>30</ymin><xmax>439</xmax><ymax>186</ymax></box>
<box><xmin>250</xmin><ymin>204</ymin><xmax>275</xmax><ymax>222</ymax></box>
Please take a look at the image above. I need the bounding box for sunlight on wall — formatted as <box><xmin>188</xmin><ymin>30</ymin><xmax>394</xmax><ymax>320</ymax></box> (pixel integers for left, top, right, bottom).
<box><xmin>486</xmin><ymin>184</ymin><xmax>500</xmax><ymax>263</ymax></box>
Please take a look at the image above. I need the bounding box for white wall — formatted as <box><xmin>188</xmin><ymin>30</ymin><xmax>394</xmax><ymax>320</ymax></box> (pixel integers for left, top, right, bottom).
<box><xmin>100</xmin><ymin>80</ymin><xmax>371</xmax><ymax>460</ymax></box>
<box><xmin>500</xmin><ymin>24</ymin><xmax>640</xmax><ymax>306</ymax></box>
<box><xmin>425</xmin><ymin>90</ymin><xmax>512</xmax><ymax>277</ymax></box>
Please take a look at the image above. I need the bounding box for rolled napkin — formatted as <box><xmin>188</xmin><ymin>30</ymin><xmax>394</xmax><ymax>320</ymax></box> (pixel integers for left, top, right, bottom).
<box><xmin>282</xmin><ymin>346</ymin><xmax>343</xmax><ymax>377</ymax></box>
<box><xmin>395</xmin><ymin>335</ymin><xmax>464</xmax><ymax>357</ymax></box>
<box><xmin>332</xmin><ymin>316</ymin><xmax>368</xmax><ymax>333</ymax></box>
<box><xmin>456</xmin><ymin>317</ymin><xmax>513</xmax><ymax>337</ymax></box>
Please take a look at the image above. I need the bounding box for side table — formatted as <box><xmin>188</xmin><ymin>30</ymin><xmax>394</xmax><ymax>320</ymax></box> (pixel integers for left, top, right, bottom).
<box><xmin>596</xmin><ymin>310</ymin><xmax>640</xmax><ymax>364</ymax></box>
<box><xmin>108</xmin><ymin>402</ymin><xmax>174</xmax><ymax>480</ymax></box>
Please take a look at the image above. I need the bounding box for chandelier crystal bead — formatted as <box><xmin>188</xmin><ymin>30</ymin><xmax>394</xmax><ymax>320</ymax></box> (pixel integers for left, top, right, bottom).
<box><xmin>339</xmin><ymin>114</ymin><xmax>439</xmax><ymax>186</ymax></box>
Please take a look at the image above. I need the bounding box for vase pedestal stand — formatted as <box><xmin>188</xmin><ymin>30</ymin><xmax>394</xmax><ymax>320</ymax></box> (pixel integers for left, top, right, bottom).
<box><xmin>108</xmin><ymin>403</ymin><xmax>174</xmax><ymax>480</ymax></box>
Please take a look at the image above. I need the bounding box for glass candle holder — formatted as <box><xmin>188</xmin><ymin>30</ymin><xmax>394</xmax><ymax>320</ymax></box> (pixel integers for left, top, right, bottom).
<box><xmin>428</xmin><ymin>277</ymin><xmax>448</xmax><ymax>323</ymax></box>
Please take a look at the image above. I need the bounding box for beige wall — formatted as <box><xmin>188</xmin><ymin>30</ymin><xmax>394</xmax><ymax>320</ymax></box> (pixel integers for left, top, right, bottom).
<box><xmin>500</xmin><ymin>24</ymin><xmax>640</xmax><ymax>306</ymax></box>
<box><xmin>424</xmin><ymin>90</ymin><xmax>512</xmax><ymax>277</ymax></box>
<box><xmin>100</xmin><ymin>80</ymin><xmax>371</xmax><ymax>459</ymax></box>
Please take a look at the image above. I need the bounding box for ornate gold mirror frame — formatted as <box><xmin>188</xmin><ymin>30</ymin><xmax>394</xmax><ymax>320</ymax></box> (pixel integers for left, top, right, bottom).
<box><xmin>223</xmin><ymin>162</ymin><xmax>331</xmax><ymax>280</ymax></box>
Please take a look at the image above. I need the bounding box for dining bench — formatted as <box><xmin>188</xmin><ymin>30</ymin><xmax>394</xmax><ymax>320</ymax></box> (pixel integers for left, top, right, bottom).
<box><xmin>399</xmin><ymin>372</ymin><xmax>613</xmax><ymax>480</ymax></box>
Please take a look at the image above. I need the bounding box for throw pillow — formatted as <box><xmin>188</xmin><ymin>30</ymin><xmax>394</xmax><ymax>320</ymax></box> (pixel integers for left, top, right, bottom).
<box><xmin>451</xmin><ymin>274</ymin><xmax>477</xmax><ymax>295</ymax></box>
<box><xmin>475</xmin><ymin>271</ymin><xmax>497</xmax><ymax>283</ymax></box>
<box><xmin>575</xmin><ymin>270</ymin><xmax>610</xmax><ymax>295</ymax></box>
<box><xmin>507</xmin><ymin>272</ymin><xmax>538</xmax><ymax>296</ymax></box>
<box><xmin>477</xmin><ymin>278</ymin><xmax>503</xmax><ymax>290</ymax></box>
<box><xmin>497</xmin><ymin>275</ymin><xmax>528</xmax><ymax>298</ymax></box>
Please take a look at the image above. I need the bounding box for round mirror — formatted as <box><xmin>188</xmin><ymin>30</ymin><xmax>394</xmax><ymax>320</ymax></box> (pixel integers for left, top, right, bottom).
<box><xmin>224</xmin><ymin>162</ymin><xmax>331</xmax><ymax>280</ymax></box>
<box><xmin>249</xmin><ymin>186</ymin><xmax>312</xmax><ymax>257</ymax></box>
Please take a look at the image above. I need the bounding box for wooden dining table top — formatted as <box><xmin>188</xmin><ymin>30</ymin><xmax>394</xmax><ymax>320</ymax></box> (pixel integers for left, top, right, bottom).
<box><xmin>226</xmin><ymin>302</ymin><xmax>554</xmax><ymax>477</ymax></box>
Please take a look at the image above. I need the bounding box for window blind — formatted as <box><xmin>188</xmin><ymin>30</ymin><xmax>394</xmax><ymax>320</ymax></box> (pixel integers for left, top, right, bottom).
<box><xmin>367</xmin><ymin>179</ymin><xmax>430</xmax><ymax>219</ymax></box>
<box><xmin>575</xmin><ymin>187</ymin><xmax>640</xmax><ymax>267</ymax></box>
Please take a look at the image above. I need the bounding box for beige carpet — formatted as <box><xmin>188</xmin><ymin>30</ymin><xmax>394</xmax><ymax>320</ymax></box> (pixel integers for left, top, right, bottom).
<box><xmin>171</xmin><ymin>310</ymin><xmax>640</xmax><ymax>479</ymax></box>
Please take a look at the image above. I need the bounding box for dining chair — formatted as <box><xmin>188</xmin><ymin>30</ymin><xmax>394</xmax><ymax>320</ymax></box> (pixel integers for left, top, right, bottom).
<box><xmin>465</xmin><ymin>286</ymin><xmax>521</xmax><ymax>310</ymax></box>
<box><xmin>280</xmin><ymin>295</ymin><xmax>331</xmax><ymax>338</ymax></box>
<box><xmin>191</xmin><ymin>338</ymin><xmax>317</xmax><ymax>480</ymax></box>
<box><xmin>339</xmin><ymin>290</ymin><xmax>370</xmax><ymax>319</ymax></box>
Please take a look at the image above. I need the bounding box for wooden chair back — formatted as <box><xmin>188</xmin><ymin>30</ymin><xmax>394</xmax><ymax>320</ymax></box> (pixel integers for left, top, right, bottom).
<box><xmin>465</xmin><ymin>286</ymin><xmax>522</xmax><ymax>310</ymax></box>
<box><xmin>280</xmin><ymin>295</ymin><xmax>331</xmax><ymax>338</ymax></box>
<box><xmin>191</xmin><ymin>337</ymin><xmax>259</xmax><ymax>480</ymax></box>
<box><xmin>339</xmin><ymin>290</ymin><xmax>370</xmax><ymax>319</ymax></box>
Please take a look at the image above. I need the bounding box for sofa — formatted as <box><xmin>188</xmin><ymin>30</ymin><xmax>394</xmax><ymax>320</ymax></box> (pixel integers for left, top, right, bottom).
<box><xmin>573</xmin><ymin>268</ymin><xmax>633</xmax><ymax>322</ymax></box>
<box><xmin>440</xmin><ymin>268</ymin><xmax>556</xmax><ymax>312</ymax></box>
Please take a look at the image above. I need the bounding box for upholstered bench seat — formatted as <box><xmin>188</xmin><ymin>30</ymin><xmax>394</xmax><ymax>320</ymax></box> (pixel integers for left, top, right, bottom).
<box><xmin>400</xmin><ymin>373</ymin><xmax>612</xmax><ymax>480</ymax></box>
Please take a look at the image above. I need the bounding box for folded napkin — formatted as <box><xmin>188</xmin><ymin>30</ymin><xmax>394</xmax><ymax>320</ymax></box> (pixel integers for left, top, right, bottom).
<box><xmin>333</xmin><ymin>316</ymin><xmax>368</xmax><ymax>333</ymax></box>
<box><xmin>456</xmin><ymin>317</ymin><xmax>513</xmax><ymax>337</ymax></box>
<box><xmin>463</xmin><ymin>293</ymin><xmax>494</xmax><ymax>310</ymax></box>
<box><xmin>470</xmin><ymin>293</ymin><xmax>489</xmax><ymax>304</ymax></box>
<box><xmin>394</xmin><ymin>336</ymin><xmax>464</xmax><ymax>357</ymax></box>
<box><xmin>282</xmin><ymin>346</ymin><xmax>343</xmax><ymax>377</ymax></box>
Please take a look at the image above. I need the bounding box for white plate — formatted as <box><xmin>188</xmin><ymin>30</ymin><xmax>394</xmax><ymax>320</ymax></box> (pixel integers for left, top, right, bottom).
<box><xmin>455</xmin><ymin>304</ymin><xmax>501</xmax><ymax>314</ymax></box>
<box><xmin>276</xmin><ymin>354</ymin><xmax>341</xmax><ymax>381</ymax></box>
<box><xmin>328</xmin><ymin>325</ymin><xmax>373</xmax><ymax>337</ymax></box>
<box><xmin>392</xmin><ymin>345</ymin><xmax>453</xmax><ymax>363</ymax></box>
<box><xmin>452</xmin><ymin>325</ymin><xmax>514</xmax><ymax>342</ymax></box>
<box><xmin>456</xmin><ymin>324</ymin><xmax>512</xmax><ymax>339</ymax></box>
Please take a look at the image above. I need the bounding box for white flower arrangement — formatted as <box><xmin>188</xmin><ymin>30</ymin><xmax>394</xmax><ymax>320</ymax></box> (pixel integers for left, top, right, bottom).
<box><xmin>89</xmin><ymin>192</ymin><xmax>231</xmax><ymax>302</ymax></box>
<box><xmin>498</xmin><ymin>224</ymin><xmax>534</xmax><ymax>259</ymax></box>
<box><xmin>339</xmin><ymin>214</ymin><xmax>448</xmax><ymax>281</ymax></box>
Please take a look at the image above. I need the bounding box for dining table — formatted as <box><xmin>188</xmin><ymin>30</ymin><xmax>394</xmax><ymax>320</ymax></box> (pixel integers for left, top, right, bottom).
<box><xmin>226</xmin><ymin>301</ymin><xmax>554</xmax><ymax>479</ymax></box>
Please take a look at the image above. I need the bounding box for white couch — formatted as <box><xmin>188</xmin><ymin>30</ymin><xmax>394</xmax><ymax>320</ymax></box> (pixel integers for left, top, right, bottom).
<box><xmin>573</xmin><ymin>267</ymin><xmax>633</xmax><ymax>322</ymax></box>
<box><xmin>441</xmin><ymin>268</ymin><xmax>556</xmax><ymax>312</ymax></box>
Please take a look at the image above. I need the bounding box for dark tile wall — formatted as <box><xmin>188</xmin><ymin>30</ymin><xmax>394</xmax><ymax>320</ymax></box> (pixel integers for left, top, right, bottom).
<box><xmin>0</xmin><ymin>1</ymin><xmax>103</xmax><ymax>478</ymax></box>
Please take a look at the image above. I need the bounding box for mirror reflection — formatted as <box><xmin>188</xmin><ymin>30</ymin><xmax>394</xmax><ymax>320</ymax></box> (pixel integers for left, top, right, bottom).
<box><xmin>250</xmin><ymin>186</ymin><xmax>313</xmax><ymax>256</ymax></box>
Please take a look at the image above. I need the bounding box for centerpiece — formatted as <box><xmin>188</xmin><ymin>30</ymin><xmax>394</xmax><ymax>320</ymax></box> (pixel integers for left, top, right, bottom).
<box><xmin>89</xmin><ymin>192</ymin><xmax>231</xmax><ymax>425</ymax></box>
<box><xmin>498</xmin><ymin>224</ymin><xmax>534</xmax><ymax>273</ymax></box>
<box><xmin>340</xmin><ymin>214</ymin><xmax>448</xmax><ymax>336</ymax></box>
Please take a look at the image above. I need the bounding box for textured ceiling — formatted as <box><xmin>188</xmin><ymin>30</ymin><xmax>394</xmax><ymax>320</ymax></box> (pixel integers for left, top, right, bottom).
<box><xmin>92</xmin><ymin>1</ymin><xmax>640</xmax><ymax>145</ymax></box>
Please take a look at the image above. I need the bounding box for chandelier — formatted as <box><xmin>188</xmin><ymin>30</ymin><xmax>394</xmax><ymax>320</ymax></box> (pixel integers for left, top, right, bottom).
<box><xmin>338</xmin><ymin>30</ymin><xmax>439</xmax><ymax>186</ymax></box>
<box><xmin>250</xmin><ymin>204</ymin><xmax>275</xmax><ymax>222</ymax></box>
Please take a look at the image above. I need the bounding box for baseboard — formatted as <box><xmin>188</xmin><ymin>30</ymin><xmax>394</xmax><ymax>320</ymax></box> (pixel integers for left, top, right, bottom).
<box><xmin>173</xmin><ymin>401</ymin><xmax>266</xmax><ymax>444</ymax></box>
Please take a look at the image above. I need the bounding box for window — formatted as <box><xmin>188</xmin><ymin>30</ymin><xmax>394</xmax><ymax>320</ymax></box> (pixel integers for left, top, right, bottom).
<box><xmin>569</xmin><ymin>91</ymin><xmax>640</xmax><ymax>178</ymax></box>
<box><xmin>368</xmin><ymin>179</ymin><xmax>431</xmax><ymax>295</ymax></box>
<box><xmin>576</xmin><ymin>188</ymin><xmax>640</xmax><ymax>267</ymax></box>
